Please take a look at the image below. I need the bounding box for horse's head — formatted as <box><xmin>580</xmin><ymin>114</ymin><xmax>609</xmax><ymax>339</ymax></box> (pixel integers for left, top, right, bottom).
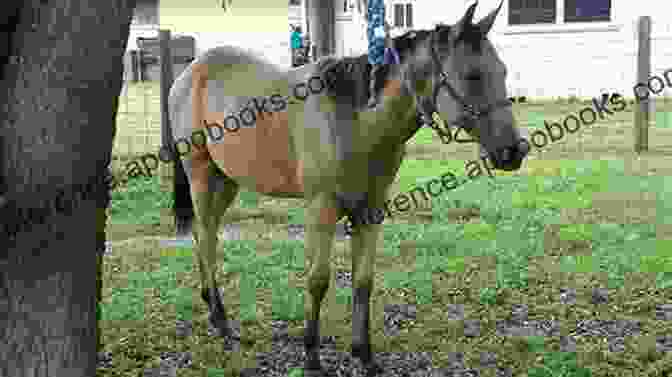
<box><xmin>396</xmin><ymin>1</ymin><xmax>529</xmax><ymax>171</ymax></box>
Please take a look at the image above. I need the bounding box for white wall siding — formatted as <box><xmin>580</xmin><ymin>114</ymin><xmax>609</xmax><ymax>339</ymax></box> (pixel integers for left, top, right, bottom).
<box><xmin>127</xmin><ymin>26</ymin><xmax>291</xmax><ymax>68</ymax></box>
<box><xmin>650</xmin><ymin>19</ymin><xmax>672</xmax><ymax>98</ymax></box>
<box><xmin>130</xmin><ymin>0</ymin><xmax>672</xmax><ymax>96</ymax></box>
<box><xmin>338</xmin><ymin>0</ymin><xmax>672</xmax><ymax>99</ymax></box>
<box><xmin>484</xmin><ymin>0</ymin><xmax>671</xmax><ymax>99</ymax></box>
<box><xmin>494</xmin><ymin>30</ymin><xmax>637</xmax><ymax>99</ymax></box>
<box><xmin>189</xmin><ymin>31</ymin><xmax>291</xmax><ymax>68</ymax></box>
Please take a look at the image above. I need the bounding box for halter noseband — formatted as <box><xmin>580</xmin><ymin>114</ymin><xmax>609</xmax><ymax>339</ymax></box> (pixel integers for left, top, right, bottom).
<box><xmin>415</xmin><ymin>29</ymin><xmax>513</xmax><ymax>144</ymax></box>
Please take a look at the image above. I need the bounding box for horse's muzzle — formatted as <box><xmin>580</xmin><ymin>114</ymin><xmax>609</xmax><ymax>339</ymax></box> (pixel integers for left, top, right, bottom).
<box><xmin>485</xmin><ymin>138</ymin><xmax>530</xmax><ymax>171</ymax></box>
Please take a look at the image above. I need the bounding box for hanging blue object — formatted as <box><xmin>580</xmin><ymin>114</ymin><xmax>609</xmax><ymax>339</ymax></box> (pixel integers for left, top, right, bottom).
<box><xmin>367</xmin><ymin>0</ymin><xmax>386</xmax><ymax>65</ymax></box>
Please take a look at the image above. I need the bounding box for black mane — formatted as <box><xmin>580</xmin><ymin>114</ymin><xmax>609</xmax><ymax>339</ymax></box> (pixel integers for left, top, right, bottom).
<box><xmin>314</xmin><ymin>54</ymin><xmax>371</xmax><ymax>109</ymax></box>
<box><xmin>313</xmin><ymin>23</ymin><xmax>482</xmax><ymax>109</ymax></box>
<box><xmin>312</xmin><ymin>28</ymin><xmax>435</xmax><ymax>108</ymax></box>
<box><xmin>390</xmin><ymin>29</ymin><xmax>432</xmax><ymax>64</ymax></box>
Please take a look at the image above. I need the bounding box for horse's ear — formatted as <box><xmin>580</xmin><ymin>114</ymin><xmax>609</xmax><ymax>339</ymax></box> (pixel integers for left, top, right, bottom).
<box><xmin>357</xmin><ymin>0</ymin><xmax>367</xmax><ymax>19</ymax></box>
<box><xmin>476</xmin><ymin>0</ymin><xmax>503</xmax><ymax>35</ymax></box>
<box><xmin>453</xmin><ymin>2</ymin><xmax>478</xmax><ymax>37</ymax></box>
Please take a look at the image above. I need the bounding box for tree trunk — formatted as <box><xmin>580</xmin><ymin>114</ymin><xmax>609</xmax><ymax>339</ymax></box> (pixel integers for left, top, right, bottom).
<box><xmin>306</xmin><ymin>0</ymin><xmax>336</xmax><ymax>59</ymax></box>
<box><xmin>0</xmin><ymin>1</ymin><xmax>135</xmax><ymax>376</ymax></box>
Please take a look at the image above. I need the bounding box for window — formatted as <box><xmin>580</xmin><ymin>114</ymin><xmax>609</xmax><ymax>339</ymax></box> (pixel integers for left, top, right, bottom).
<box><xmin>394</xmin><ymin>4</ymin><xmax>404</xmax><ymax>27</ymax></box>
<box><xmin>289</xmin><ymin>0</ymin><xmax>301</xmax><ymax>5</ymax></box>
<box><xmin>564</xmin><ymin>0</ymin><xmax>610</xmax><ymax>22</ymax></box>
<box><xmin>508</xmin><ymin>0</ymin><xmax>611</xmax><ymax>26</ymax></box>
<box><xmin>509</xmin><ymin>0</ymin><xmax>556</xmax><ymax>25</ymax></box>
<box><xmin>393</xmin><ymin>3</ymin><xmax>413</xmax><ymax>28</ymax></box>
<box><xmin>405</xmin><ymin>3</ymin><xmax>413</xmax><ymax>28</ymax></box>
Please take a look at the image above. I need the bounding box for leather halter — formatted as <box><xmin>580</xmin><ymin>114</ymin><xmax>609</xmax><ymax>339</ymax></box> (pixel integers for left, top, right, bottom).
<box><xmin>413</xmin><ymin>29</ymin><xmax>513</xmax><ymax>144</ymax></box>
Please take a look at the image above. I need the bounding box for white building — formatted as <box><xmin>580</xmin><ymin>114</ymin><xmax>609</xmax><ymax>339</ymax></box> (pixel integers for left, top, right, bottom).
<box><xmin>127</xmin><ymin>0</ymin><xmax>292</xmax><ymax>68</ymax></box>
<box><xmin>291</xmin><ymin>0</ymin><xmax>672</xmax><ymax>100</ymax></box>
<box><xmin>127</xmin><ymin>0</ymin><xmax>672</xmax><ymax>100</ymax></box>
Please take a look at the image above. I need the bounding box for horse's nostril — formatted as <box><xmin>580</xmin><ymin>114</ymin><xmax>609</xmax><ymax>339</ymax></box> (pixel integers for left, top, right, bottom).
<box><xmin>517</xmin><ymin>138</ymin><xmax>531</xmax><ymax>155</ymax></box>
<box><xmin>501</xmin><ymin>148</ymin><xmax>511</xmax><ymax>162</ymax></box>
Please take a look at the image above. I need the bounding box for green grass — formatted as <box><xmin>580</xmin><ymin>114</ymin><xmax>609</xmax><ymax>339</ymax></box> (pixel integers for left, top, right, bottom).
<box><xmin>106</xmin><ymin>157</ymin><xmax>670</xmax><ymax>314</ymax></box>
<box><xmin>406</xmin><ymin>126</ymin><xmax>436</xmax><ymax>146</ymax></box>
<box><xmin>103</xmin><ymin>91</ymin><xmax>672</xmax><ymax>376</ymax></box>
<box><xmin>109</xmin><ymin>176</ymin><xmax>172</xmax><ymax>225</ymax></box>
<box><xmin>656</xmin><ymin>111</ymin><xmax>672</xmax><ymax>128</ymax></box>
<box><xmin>394</xmin><ymin>157</ymin><xmax>463</xmax><ymax>193</ymax></box>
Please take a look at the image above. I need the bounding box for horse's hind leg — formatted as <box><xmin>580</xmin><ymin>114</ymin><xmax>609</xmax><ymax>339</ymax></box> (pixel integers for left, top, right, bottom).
<box><xmin>351</xmin><ymin>221</ymin><xmax>383</xmax><ymax>375</ymax></box>
<box><xmin>191</xmin><ymin>159</ymin><xmax>239</xmax><ymax>338</ymax></box>
<box><xmin>303</xmin><ymin>193</ymin><xmax>340</xmax><ymax>375</ymax></box>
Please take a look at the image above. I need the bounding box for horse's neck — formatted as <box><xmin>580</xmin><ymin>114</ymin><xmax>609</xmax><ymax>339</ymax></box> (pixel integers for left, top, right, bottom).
<box><xmin>358</xmin><ymin>89</ymin><xmax>419</xmax><ymax>150</ymax></box>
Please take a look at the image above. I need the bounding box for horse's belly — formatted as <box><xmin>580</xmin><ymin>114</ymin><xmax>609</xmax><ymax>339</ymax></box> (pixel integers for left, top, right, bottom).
<box><xmin>204</xmin><ymin>109</ymin><xmax>304</xmax><ymax>196</ymax></box>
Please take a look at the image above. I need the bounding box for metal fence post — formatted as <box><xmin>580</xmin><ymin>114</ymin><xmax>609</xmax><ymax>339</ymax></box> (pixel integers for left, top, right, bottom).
<box><xmin>159</xmin><ymin>29</ymin><xmax>174</xmax><ymax>189</ymax></box>
<box><xmin>130</xmin><ymin>50</ymin><xmax>139</xmax><ymax>83</ymax></box>
<box><xmin>635</xmin><ymin>16</ymin><xmax>651</xmax><ymax>153</ymax></box>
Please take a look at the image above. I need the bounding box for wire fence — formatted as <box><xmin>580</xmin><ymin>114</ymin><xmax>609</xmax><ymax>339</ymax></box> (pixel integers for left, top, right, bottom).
<box><xmin>115</xmin><ymin>81</ymin><xmax>161</xmax><ymax>160</ymax></box>
<box><xmin>113</xmin><ymin>28</ymin><xmax>196</xmax><ymax>187</ymax></box>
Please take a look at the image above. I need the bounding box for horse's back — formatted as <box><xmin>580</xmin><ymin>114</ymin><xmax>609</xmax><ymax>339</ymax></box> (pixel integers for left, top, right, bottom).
<box><xmin>169</xmin><ymin>46</ymin><xmax>319</xmax><ymax>197</ymax></box>
<box><xmin>169</xmin><ymin>46</ymin><xmax>289</xmax><ymax>141</ymax></box>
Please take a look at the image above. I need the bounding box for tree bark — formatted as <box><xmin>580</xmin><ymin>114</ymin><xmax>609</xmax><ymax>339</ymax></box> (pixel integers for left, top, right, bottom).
<box><xmin>0</xmin><ymin>1</ymin><xmax>135</xmax><ymax>376</ymax></box>
<box><xmin>306</xmin><ymin>0</ymin><xmax>336</xmax><ymax>59</ymax></box>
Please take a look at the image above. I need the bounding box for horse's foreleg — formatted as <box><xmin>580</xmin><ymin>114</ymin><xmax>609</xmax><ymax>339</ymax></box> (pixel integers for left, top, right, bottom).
<box><xmin>351</xmin><ymin>222</ymin><xmax>382</xmax><ymax>374</ymax></box>
<box><xmin>303</xmin><ymin>193</ymin><xmax>339</xmax><ymax>374</ymax></box>
<box><xmin>334</xmin><ymin>191</ymin><xmax>369</xmax><ymax>233</ymax></box>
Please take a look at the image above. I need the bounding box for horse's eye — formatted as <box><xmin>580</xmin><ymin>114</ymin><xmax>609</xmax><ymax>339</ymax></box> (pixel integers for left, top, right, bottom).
<box><xmin>436</xmin><ymin>27</ymin><xmax>451</xmax><ymax>44</ymax></box>
<box><xmin>465</xmin><ymin>73</ymin><xmax>481</xmax><ymax>81</ymax></box>
<box><xmin>441</xmin><ymin>33</ymin><xmax>452</xmax><ymax>44</ymax></box>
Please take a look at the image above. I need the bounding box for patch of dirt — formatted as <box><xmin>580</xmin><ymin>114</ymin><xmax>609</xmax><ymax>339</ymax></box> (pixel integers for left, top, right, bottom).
<box><xmin>106</xmin><ymin>221</ymin><xmax>171</xmax><ymax>242</ymax></box>
<box><xmin>586</xmin><ymin>191</ymin><xmax>660</xmax><ymax>225</ymax></box>
<box><xmin>98</xmin><ymin>294</ymin><xmax>672</xmax><ymax>376</ymax></box>
<box><xmin>543</xmin><ymin>223</ymin><xmax>593</xmax><ymax>257</ymax></box>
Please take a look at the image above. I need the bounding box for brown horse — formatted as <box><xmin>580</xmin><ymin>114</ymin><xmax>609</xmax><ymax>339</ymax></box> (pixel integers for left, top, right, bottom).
<box><xmin>165</xmin><ymin>1</ymin><xmax>528</xmax><ymax>374</ymax></box>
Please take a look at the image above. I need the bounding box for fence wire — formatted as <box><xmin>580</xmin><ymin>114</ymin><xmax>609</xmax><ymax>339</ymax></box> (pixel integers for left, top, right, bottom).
<box><xmin>114</xmin><ymin>80</ymin><xmax>162</xmax><ymax>161</ymax></box>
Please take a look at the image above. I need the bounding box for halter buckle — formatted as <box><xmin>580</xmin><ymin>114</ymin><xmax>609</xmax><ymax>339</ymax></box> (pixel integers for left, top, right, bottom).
<box><xmin>464</xmin><ymin>104</ymin><xmax>480</xmax><ymax>120</ymax></box>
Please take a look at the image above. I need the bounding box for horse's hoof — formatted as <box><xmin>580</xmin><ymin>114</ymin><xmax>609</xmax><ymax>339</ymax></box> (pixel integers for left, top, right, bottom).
<box><xmin>208</xmin><ymin>324</ymin><xmax>240</xmax><ymax>351</ymax></box>
<box><xmin>351</xmin><ymin>343</ymin><xmax>372</xmax><ymax>363</ymax></box>
<box><xmin>303</xmin><ymin>367</ymin><xmax>325</xmax><ymax>377</ymax></box>
<box><xmin>208</xmin><ymin>322</ymin><xmax>240</xmax><ymax>341</ymax></box>
<box><xmin>363</xmin><ymin>361</ymin><xmax>382</xmax><ymax>377</ymax></box>
<box><xmin>207</xmin><ymin>324</ymin><xmax>226</xmax><ymax>338</ymax></box>
<box><xmin>227</xmin><ymin>326</ymin><xmax>241</xmax><ymax>340</ymax></box>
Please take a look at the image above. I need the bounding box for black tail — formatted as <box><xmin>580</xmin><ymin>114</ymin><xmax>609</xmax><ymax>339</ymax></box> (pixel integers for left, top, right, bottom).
<box><xmin>173</xmin><ymin>159</ymin><xmax>194</xmax><ymax>237</ymax></box>
<box><xmin>163</xmin><ymin>97</ymin><xmax>193</xmax><ymax>238</ymax></box>
<box><xmin>161</xmin><ymin>30</ymin><xmax>195</xmax><ymax>238</ymax></box>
